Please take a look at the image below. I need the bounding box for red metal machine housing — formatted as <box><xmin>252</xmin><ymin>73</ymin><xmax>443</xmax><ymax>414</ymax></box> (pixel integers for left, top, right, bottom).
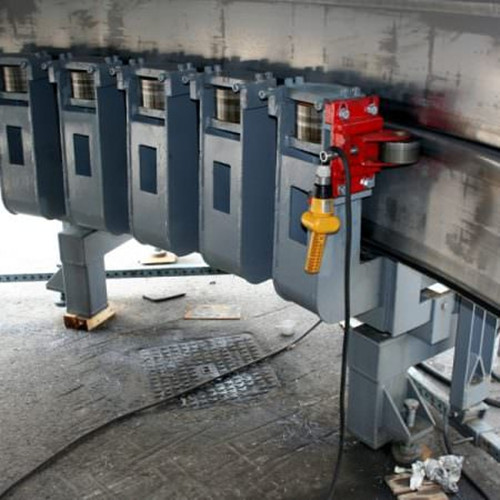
<box><xmin>324</xmin><ymin>95</ymin><xmax>415</xmax><ymax>197</ymax></box>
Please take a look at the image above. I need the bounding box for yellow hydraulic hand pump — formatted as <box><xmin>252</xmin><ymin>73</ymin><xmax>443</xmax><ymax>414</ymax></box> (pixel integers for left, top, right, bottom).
<box><xmin>301</xmin><ymin>165</ymin><xmax>341</xmax><ymax>274</ymax></box>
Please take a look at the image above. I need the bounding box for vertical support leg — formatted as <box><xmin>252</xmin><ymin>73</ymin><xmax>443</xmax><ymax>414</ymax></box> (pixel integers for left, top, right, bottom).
<box><xmin>450</xmin><ymin>298</ymin><xmax>498</xmax><ymax>412</ymax></box>
<box><xmin>58</xmin><ymin>225</ymin><xmax>129</xmax><ymax>322</ymax></box>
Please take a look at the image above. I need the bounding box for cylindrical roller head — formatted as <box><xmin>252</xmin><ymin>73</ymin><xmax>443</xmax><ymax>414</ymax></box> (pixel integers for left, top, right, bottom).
<box><xmin>296</xmin><ymin>102</ymin><xmax>322</xmax><ymax>144</ymax></box>
<box><xmin>2</xmin><ymin>65</ymin><xmax>28</xmax><ymax>93</ymax></box>
<box><xmin>380</xmin><ymin>140</ymin><xmax>420</xmax><ymax>165</ymax></box>
<box><xmin>70</xmin><ymin>70</ymin><xmax>95</xmax><ymax>100</ymax></box>
<box><xmin>215</xmin><ymin>87</ymin><xmax>240</xmax><ymax>124</ymax></box>
<box><xmin>140</xmin><ymin>77</ymin><xmax>165</xmax><ymax>111</ymax></box>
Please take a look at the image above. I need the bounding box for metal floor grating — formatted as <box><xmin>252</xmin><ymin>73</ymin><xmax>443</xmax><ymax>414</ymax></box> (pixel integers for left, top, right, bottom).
<box><xmin>140</xmin><ymin>333</ymin><xmax>279</xmax><ymax>408</ymax></box>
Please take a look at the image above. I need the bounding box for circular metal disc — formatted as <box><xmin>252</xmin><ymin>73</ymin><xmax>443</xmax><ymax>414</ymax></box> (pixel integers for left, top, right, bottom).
<box><xmin>380</xmin><ymin>140</ymin><xmax>420</xmax><ymax>165</ymax></box>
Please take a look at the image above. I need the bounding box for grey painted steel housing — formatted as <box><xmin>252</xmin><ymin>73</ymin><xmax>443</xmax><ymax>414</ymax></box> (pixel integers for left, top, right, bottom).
<box><xmin>117</xmin><ymin>61</ymin><xmax>199</xmax><ymax>254</ymax></box>
<box><xmin>269</xmin><ymin>80</ymin><xmax>382</xmax><ymax>323</ymax></box>
<box><xmin>0</xmin><ymin>54</ymin><xmax>65</xmax><ymax>219</ymax></box>
<box><xmin>191</xmin><ymin>68</ymin><xmax>277</xmax><ymax>283</ymax></box>
<box><xmin>49</xmin><ymin>56</ymin><xmax>129</xmax><ymax>234</ymax></box>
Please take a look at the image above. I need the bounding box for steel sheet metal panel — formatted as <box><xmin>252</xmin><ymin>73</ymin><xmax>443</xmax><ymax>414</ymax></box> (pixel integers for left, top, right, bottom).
<box><xmin>1</xmin><ymin>1</ymin><xmax>500</xmax><ymax>148</ymax></box>
<box><xmin>363</xmin><ymin>128</ymin><xmax>500</xmax><ymax>315</ymax></box>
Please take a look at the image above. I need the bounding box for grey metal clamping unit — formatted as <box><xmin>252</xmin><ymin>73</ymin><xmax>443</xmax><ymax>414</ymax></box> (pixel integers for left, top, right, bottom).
<box><xmin>190</xmin><ymin>68</ymin><xmax>277</xmax><ymax>283</ymax></box>
<box><xmin>117</xmin><ymin>61</ymin><xmax>199</xmax><ymax>254</ymax></box>
<box><xmin>49</xmin><ymin>56</ymin><xmax>129</xmax><ymax>234</ymax></box>
<box><xmin>268</xmin><ymin>79</ymin><xmax>381</xmax><ymax>322</ymax></box>
<box><xmin>0</xmin><ymin>54</ymin><xmax>65</xmax><ymax>219</ymax></box>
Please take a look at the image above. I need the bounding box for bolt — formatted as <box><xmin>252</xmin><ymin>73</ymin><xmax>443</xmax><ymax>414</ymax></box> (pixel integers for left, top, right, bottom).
<box><xmin>20</xmin><ymin>61</ymin><xmax>28</xmax><ymax>69</ymax></box>
<box><xmin>360</xmin><ymin>176</ymin><xmax>375</xmax><ymax>189</ymax></box>
<box><xmin>338</xmin><ymin>185</ymin><xmax>346</xmax><ymax>196</ymax></box>
<box><xmin>231</xmin><ymin>82</ymin><xmax>240</xmax><ymax>93</ymax></box>
<box><xmin>366</xmin><ymin>102</ymin><xmax>378</xmax><ymax>116</ymax></box>
<box><xmin>87</xmin><ymin>66</ymin><xmax>95</xmax><ymax>74</ymax></box>
<box><xmin>404</xmin><ymin>398</ymin><xmax>420</xmax><ymax>429</ymax></box>
<box><xmin>319</xmin><ymin>150</ymin><xmax>336</xmax><ymax>164</ymax></box>
<box><xmin>258</xmin><ymin>89</ymin><xmax>269</xmax><ymax>100</ymax></box>
<box><xmin>158</xmin><ymin>72</ymin><xmax>166</xmax><ymax>82</ymax></box>
<box><xmin>314</xmin><ymin>100</ymin><xmax>323</xmax><ymax>111</ymax></box>
<box><xmin>338</xmin><ymin>106</ymin><xmax>350</xmax><ymax>120</ymax></box>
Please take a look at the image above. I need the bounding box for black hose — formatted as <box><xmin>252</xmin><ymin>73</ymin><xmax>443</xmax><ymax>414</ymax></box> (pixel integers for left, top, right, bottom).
<box><xmin>324</xmin><ymin>146</ymin><xmax>352</xmax><ymax>500</ymax></box>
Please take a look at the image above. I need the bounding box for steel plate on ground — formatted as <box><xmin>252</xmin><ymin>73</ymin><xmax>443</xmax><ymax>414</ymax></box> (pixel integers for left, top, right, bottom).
<box><xmin>140</xmin><ymin>334</ymin><xmax>279</xmax><ymax>408</ymax></box>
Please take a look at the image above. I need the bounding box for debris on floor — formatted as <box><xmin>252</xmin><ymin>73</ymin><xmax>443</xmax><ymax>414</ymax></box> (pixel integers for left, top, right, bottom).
<box><xmin>385</xmin><ymin>473</ymin><xmax>448</xmax><ymax>499</ymax></box>
<box><xmin>142</xmin><ymin>291</ymin><xmax>186</xmax><ymax>303</ymax></box>
<box><xmin>410</xmin><ymin>455</ymin><xmax>463</xmax><ymax>494</ymax></box>
<box><xmin>140</xmin><ymin>250</ymin><xmax>177</xmax><ymax>265</ymax></box>
<box><xmin>184</xmin><ymin>304</ymin><xmax>241</xmax><ymax>320</ymax></box>
<box><xmin>277</xmin><ymin>319</ymin><xmax>297</xmax><ymax>337</ymax></box>
<box><xmin>386</xmin><ymin>453</ymin><xmax>463</xmax><ymax>499</ymax></box>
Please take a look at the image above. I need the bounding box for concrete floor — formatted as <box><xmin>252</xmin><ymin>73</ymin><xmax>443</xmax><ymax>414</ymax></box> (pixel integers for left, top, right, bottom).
<box><xmin>0</xmin><ymin>208</ymin><xmax>499</xmax><ymax>499</ymax></box>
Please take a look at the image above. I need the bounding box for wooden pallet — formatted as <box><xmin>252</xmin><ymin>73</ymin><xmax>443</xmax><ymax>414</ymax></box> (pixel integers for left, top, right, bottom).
<box><xmin>385</xmin><ymin>474</ymin><xmax>448</xmax><ymax>500</ymax></box>
<box><xmin>63</xmin><ymin>305</ymin><xmax>115</xmax><ymax>331</ymax></box>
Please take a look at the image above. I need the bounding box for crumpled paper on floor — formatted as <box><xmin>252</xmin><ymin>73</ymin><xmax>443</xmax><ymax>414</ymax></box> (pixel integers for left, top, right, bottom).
<box><xmin>409</xmin><ymin>455</ymin><xmax>464</xmax><ymax>493</ymax></box>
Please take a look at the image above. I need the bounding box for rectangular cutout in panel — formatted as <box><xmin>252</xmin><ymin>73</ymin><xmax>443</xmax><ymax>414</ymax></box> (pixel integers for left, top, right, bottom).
<box><xmin>289</xmin><ymin>186</ymin><xmax>309</xmax><ymax>245</ymax></box>
<box><xmin>6</xmin><ymin>126</ymin><xmax>24</xmax><ymax>165</ymax></box>
<box><xmin>139</xmin><ymin>145</ymin><xmax>158</xmax><ymax>194</ymax></box>
<box><xmin>213</xmin><ymin>161</ymin><xmax>231</xmax><ymax>214</ymax></box>
<box><xmin>73</xmin><ymin>134</ymin><xmax>91</xmax><ymax>177</ymax></box>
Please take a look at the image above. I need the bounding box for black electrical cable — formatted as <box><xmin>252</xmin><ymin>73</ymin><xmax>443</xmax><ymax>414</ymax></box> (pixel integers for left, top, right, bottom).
<box><xmin>0</xmin><ymin>319</ymin><xmax>322</xmax><ymax>500</ymax></box>
<box><xmin>324</xmin><ymin>146</ymin><xmax>352</xmax><ymax>500</ymax></box>
<box><xmin>441</xmin><ymin>411</ymin><xmax>491</xmax><ymax>500</ymax></box>
<box><xmin>417</xmin><ymin>362</ymin><xmax>500</xmax><ymax>409</ymax></box>
<box><xmin>491</xmin><ymin>370</ymin><xmax>500</xmax><ymax>384</ymax></box>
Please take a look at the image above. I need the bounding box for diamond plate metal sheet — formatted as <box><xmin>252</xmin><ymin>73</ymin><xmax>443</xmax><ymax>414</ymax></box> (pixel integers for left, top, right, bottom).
<box><xmin>140</xmin><ymin>334</ymin><xmax>279</xmax><ymax>408</ymax></box>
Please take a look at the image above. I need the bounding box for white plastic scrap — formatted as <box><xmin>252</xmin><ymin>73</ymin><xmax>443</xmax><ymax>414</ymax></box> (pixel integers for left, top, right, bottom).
<box><xmin>409</xmin><ymin>455</ymin><xmax>464</xmax><ymax>493</ymax></box>
<box><xmin>410</xmin><ymin>461</ymin><xmax>426</xmax><ymax>491</ymax></box>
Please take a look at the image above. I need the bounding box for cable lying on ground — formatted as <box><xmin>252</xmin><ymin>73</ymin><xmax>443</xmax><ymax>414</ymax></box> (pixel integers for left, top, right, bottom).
<box><xmin>0</xmin><ymin>318</ymin><xmax>323</xmax><ymax>499</ymax></box>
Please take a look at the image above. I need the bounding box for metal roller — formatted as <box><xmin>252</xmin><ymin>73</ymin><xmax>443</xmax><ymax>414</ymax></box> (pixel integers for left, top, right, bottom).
<box><xmin>215</xmin><ymin>87</ymin><xmax>240</xmax><ymax>124</ymax></box>
<box><xmin>380</xmin><ymin>140</ymin><xmax>420</xmax><ymax>165</ymax></box>
<box><xmin>140</xmin><ymin>77</ymin><xmax>165</xmax><ymax>111</ymax></box>
<box><xmin>296</xmin><ymin>102</ymin><xmax>322</xmax><ymax>144</ymax></box>
<box><xmin>1</xmin><ymin>65</ymin><xmax>28</xmax><ymax>93</ymax></box>
<box><xmin>70</xmin><ymin>70</ymin><xmax>95</xmax><ymax>100</ymax></box>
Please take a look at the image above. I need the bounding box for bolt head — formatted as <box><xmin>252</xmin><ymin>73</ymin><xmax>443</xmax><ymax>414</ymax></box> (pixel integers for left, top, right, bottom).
<box><xmin>366</xmin><ymin>103</ymin><xmax>378</xmax><ymax>116</ymax></box>
<box><xmin>338</xmin><ymin>106</ymin><xmax>350</xmax><ymax>120</ymax></box>
<box><xmin>314</xmin><ymin>100</ymin><xmax>324</xmax><ymax>111</ymax></box>
<box><xmin>360</xmin><ymin>176</ymin><xmax>375</xmax><ymax>189</ymax></box>
<box><xmin>404</xmin><ymin>398</ymin><xmax>420</xmax><ymax>411</ymax></box>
